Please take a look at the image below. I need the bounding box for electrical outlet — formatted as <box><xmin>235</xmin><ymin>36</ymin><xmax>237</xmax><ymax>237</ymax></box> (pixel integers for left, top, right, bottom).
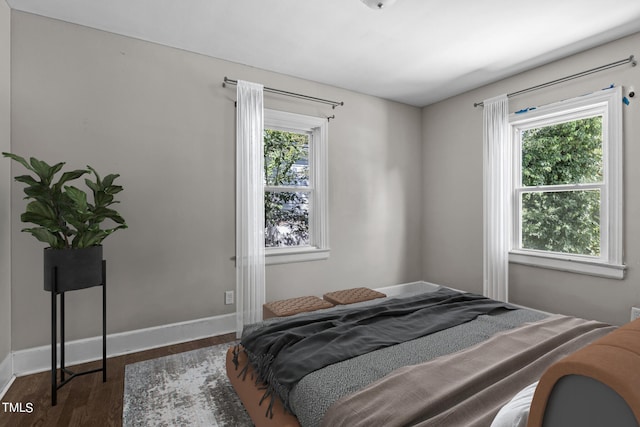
<box><xmin>631</xmin><ymin>307</ymin><xmax>640</xmax><ymax>322</ymax></box>
<box><xmin>225</xmin><ymin>291</ymin><xmax>234</xmax><ymax>305</ymax></box>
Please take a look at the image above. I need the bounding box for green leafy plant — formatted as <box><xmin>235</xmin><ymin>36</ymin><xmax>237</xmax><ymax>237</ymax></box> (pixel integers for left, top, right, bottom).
<box><xmin>3</xmin><ymin>152</ymin><xmax>127</xmax><ymax>249</ymax></box>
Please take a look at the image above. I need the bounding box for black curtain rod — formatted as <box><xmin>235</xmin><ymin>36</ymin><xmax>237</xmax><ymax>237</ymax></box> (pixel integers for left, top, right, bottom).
<box><xmin>474</xmin><ymin>55</ymin><xmax>636</xmax><ymax>107</ymax></box>
<box><xmin>223</xmin><ymin>77</ymin><xmax>344</xmax><ymax>109</ymax></box>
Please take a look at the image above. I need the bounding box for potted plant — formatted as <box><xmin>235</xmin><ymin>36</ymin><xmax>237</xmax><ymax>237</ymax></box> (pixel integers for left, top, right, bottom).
<box><xmin>3</xmin><ymin>152</ymin><xmax>127</xmax><ymax>292</ymax></box>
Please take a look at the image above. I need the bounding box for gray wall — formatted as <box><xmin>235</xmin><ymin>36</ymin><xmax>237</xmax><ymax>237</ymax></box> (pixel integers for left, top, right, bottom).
<box><xmin>0</xmin><ymin>1</ymin><xmax>12</xmax><ymax>370</ymax></box>
<box><xmin>422</xmin><ymin>32</ymin><xmax>640</xmax><ymax>326</ymax></box>
<box><xmin>11</xmin><ymin>7</ymin><xmax>635</xmax><ymax>356</ymax></box>
<box><xmin>9</xmin><ymin>12</ymin><xmax>423</xmax><ymax>350</ymax></box>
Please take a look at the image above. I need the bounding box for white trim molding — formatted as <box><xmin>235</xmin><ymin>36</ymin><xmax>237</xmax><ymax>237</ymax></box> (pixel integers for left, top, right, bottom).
<box><xmin>0</xmin><ymin>353</ymin><xmax>14</xmax><ymax>400</ymax></box>
<box><xmin>12</xmin><ymin>313</ymin><xmax>235</xmax><ymax>377</ymax></box>
<box><xmin>374</xmin><ymin>281</ymin><xmax>440</xmax><ymax>296</ymax></box>
<box><xmin>266</xmin><ymin>246</ymin><xmax>330</xmax><ymax>265</ymax></box>
<box><xmin>509</xmin><ymin>250</ymin><xmax>626</xmax><ymax>279</ymax></box>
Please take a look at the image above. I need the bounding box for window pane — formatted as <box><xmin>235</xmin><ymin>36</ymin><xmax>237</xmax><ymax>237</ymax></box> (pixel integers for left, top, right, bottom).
<box><xmin>264</xmin><ymin>129</ymin><xmax>309</xmax><ymax>186</ymax></box>
<box><xmin>522</xmin><ymin>116</ymin><xmax>602</xmax><ymax>186</ymax></box>
<box><xmin>521</xmin><ymin>190</ymin><xmax>600</xmax><ymax>256</ymax></box>
<box><xmin>265</xmin><ymin>191</ymin><xmax>309</xmax><ymax>247</ymax></box>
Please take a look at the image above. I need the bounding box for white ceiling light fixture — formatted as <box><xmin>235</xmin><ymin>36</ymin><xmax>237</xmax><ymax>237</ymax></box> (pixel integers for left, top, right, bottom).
<box><xmin>360</xmin><ymin>0</ymin><xmax>398</xmax><ymax>10</ymax></box>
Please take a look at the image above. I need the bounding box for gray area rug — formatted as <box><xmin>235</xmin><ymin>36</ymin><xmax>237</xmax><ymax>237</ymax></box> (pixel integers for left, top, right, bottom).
<box><xmin>123</xmin><ymin>342</ymin><xmax>253</xmax><ymax>426</ymax></box>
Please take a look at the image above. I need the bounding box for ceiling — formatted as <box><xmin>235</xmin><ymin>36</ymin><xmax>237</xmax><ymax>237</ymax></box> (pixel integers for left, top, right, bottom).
<box><xmin>7</xmin><ymin>0</ymin><xmax>640</xmax><ymax>106</ymax></box>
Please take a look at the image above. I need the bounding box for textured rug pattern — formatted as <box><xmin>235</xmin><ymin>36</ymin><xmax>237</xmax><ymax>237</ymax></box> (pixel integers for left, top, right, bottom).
<box><xmin>123</xmin><ymin>342</ymin><xmax>252</xmax><ymax>426</ymax></box>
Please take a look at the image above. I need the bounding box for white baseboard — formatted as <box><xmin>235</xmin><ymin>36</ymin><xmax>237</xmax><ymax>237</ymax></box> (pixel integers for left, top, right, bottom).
<box><xmin>374</xmin><ymin>280</ymin><xmax>440</xmax><ymax>296</ymax></box>
<box><xmin>12</xmin><ymin>312</ymin><xmax>235</xmax><ymax>377</ymax></box>
<box><xmin>0</xmin><ymin>353</ymin><xmax>14</xmax><ymax>400</ymax></box>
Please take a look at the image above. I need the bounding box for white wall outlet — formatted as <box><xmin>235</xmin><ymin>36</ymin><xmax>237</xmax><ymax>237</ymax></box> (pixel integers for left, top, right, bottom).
<box><xmin>225</xmin><ymin>290</ymin><xmax>234</xmax><ymax>305</ymax></box>
<box><xmin>631</xmin><ymin>306</ymin><xmax>640</xmax><ymax>322</ymax></box>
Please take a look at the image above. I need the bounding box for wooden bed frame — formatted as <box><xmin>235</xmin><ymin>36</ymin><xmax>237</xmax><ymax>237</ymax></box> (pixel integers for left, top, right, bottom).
<box><xmin>226</xmin><ymin>346</ymin><xmax>301</xmax><ymax>427</ymax></box>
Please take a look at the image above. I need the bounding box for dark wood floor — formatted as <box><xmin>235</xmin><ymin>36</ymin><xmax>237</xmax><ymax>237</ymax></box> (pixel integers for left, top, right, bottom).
<box><xmin>0</xmin><ymin>333</ymin><xmax>237</xmax><ymax>427</ymax></box>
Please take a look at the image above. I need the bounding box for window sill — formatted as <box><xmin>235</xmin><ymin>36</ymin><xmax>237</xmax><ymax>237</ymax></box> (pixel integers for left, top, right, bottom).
<box><xmin>266</xmin><ymin>246</ymin><xmax>330</xmax><ymax>265</ymax></box>
<box><xmin>509</xmin><ymin>251</ymin><xmax>626</xmax><ymax>279</ymax></box>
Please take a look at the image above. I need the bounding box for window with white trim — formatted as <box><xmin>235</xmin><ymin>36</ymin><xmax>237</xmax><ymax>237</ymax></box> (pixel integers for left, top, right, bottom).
<box><xmin>509</xmin><ymin>87</ymin><xmax>625</xmax><ymax>279</ymax></box>
<box><xmin>263</xmin><ymin>109</ymin><xmax>329</xmax><ymax>265</ymax></box>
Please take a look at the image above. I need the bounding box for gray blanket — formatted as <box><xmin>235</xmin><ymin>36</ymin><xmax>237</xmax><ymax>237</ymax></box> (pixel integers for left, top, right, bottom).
<box><xmin>321</xmin><ymin>314</ymin><xmax>615</xmax><ymax>427</ymax></box>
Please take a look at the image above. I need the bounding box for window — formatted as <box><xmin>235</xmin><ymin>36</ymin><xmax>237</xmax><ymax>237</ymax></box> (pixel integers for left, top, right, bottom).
<box><xmin>509</xmin><ymin>87</ymin><xmax>624</xmax><ymax>278</ymax></box>
<box><xmin>263</xmin><ymin>109</ymin><xmax>329</xmax><ymax>264</ymax></box>
<box><xmin>264</xmin><ymin>129</ymin><xmax>310</xmax><ymax>247</ymax></box>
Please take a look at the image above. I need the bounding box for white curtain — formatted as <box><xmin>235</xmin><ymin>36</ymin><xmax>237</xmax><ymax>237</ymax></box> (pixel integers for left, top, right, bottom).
<box><xmin>236</xmin><ymin>80</ymin><xmax>265</xmax><ymax>338</ymax></box>
<box><xmin>483</xmin><ymin>94</ymin><xmax>510</xmax><ymax>302</ymax></box>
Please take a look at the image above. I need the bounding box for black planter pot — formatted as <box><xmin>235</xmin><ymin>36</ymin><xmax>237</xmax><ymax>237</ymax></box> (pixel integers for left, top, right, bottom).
<box><xmin>44</xmin><ymin>245</ymin><xmax>104</xmax><ymax>293</ymax></box>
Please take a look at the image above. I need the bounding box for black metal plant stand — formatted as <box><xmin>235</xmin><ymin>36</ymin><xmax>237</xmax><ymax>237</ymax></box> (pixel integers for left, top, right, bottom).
<box><xmin>50</xmin><ymin>260</ymin><xmax>107</xmax><ymax>406</ymax></box>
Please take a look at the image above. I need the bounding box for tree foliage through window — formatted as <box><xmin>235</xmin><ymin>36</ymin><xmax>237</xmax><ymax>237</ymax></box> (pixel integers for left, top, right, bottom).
<box><xmin>264</xmin><ymin>129</ymin><xmax>310</xmax><ymax>247</ymax></box>
<box><xmin>520</xmin><ymin>117</ymin><xmax>602</xmax><ymax>256</ymax></box>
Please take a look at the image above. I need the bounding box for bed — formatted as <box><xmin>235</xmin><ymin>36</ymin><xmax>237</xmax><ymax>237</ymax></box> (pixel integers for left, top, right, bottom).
<box><xmin>226</xmin><ymin>286</ymin><xmax>639</xmax><ymax>426</ymax></box>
